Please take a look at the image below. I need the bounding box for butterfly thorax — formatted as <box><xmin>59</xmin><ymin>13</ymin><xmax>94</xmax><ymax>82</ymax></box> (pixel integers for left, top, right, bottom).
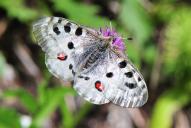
<box><xmin>77</xmin><ymin>28</ymin><xmax>125</xmax><ymax>72</ymax></box>
<box><xmin>82</xmin><ymin>41</ymin><xmax>108</xmax><ymax>70</ymax></box>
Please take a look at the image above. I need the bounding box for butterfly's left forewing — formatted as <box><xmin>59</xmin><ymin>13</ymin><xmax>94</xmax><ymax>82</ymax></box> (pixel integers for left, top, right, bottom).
<box><xmin>33</xmin><ymin>17</ymin><xmax>100</xmax><ymax>81</ymax></box>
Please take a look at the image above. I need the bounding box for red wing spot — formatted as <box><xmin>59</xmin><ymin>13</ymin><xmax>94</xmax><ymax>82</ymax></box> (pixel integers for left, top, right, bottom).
<box><xmin>95</xmin><ymin>81</ymin><xmax>104</xmax><ymax>92</ymax></box>
<box><xmin>57</xmin><ymin>52</ymin><xmax>67</xmax><ymax>61</ymax></box>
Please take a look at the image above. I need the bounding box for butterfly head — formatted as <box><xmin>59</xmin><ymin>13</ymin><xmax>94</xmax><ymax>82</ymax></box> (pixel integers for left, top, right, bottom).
<box><xmin>100</xmin><ymin>28</ymin><xmax>125</xmax><ymax>51</ymax></box>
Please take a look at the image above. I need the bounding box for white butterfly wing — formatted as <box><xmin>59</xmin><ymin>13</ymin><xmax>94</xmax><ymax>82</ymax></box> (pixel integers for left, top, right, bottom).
<box><xmin>33</xmin><ymin>17</ymin><xmax>148</xmax><ymax>107</ymax></box>
<box><xmin>73</xmin><ymin>51</ymin><xmax>148</xmax><ymax>107</ymax></box>
<box><xmin>33</xmin><ymin>17</ymin><xmax>99</xmax><ymax>81</ymax></box>
<box><xmin>73</xmin><ymin>72</ymin><xmax>110</xmax><ymax>104</ymax></box>
<box><xmin>103</xmin><ymin>58</ymin><xmax>148</xmax><ymax>107</ymax></box>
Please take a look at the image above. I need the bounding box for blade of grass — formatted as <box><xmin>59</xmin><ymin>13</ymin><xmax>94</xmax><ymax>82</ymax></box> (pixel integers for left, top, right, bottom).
<box><xmin>74</xmin><ymin>102</ymin><xmax>93</xmax><ymax>127</ymax></box>
<box><xmin>3</xmin><ymin>89</ymin><xmax>38</xmax><ymax>114</ymax></box>
<box><xmin>60</xmin><ymin>98</ymin><xmax>74</xmax><ymax>128</ymax></box>
<box><xmin>32</xmin><ymin>86</ymin><xmax>75</xmax><ymax>127</ymax></box>
<box><xmin>150</xmin><ymin>86</ymin><xmax>191</xmax><ymax>128</ymax></box>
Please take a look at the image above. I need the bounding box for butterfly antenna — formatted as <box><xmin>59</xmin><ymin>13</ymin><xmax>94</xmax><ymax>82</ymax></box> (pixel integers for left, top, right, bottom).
<box><xmin>127</xmin><ymin>37</ymin><xmax>133</xmax><ymax>40</ymax></box>
<box><xmin>109</xmin><ymin>21</ymin><xmax>112</xmax><ymax>31</ymax></box>
<box><xmin>121</xmin><ymin>36</ymin><xmax>133</xmax><ymax>41</ymax></box>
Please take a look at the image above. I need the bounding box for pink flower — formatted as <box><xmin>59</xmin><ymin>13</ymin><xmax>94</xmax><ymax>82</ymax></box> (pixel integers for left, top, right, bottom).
<box><xmin>100</xmin><ymin>28</ymin><xmax>125</xmax><ymax>51</ymax></box>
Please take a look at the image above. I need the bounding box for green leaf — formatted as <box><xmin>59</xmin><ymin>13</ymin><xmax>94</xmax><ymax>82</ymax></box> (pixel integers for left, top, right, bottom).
<box><xmin>163</xmin><ymin>7</ymin><xmax>191</xmax><ymax>79</ymax></box>
<box><xmin>154</xmin><ymin>4</ymin><xmax>175</xmax><ymax>22</ymax></box>
<box><xmin>151</xmin><ymin>6</ymin><xmax>191</xmax><ymax>128</ymax></box>
<box><xmin>3</xmin><ymin>89</ymin><xmax>38</xmax><ymax>114</ymax></box>
<box><xmin>32</xmin><ymin>86</ymin><xmax>76</xmax><ymax>127</ymax></box>
<box><xmin>120</xmin><ymin>0</ymin><xmax>153</xmax><ymax>44</ymax></box>
<box><xmin>126</xmin><ymin>43</ymin><xmax>141</xmax><ymax>67</ymax></box>
<box><xmin>0</xmin><ymin>0</ymin><xmax>38</xmax><ymax>22</ymax></box>
<box><xmin>0</xmin><ymin>107</ymin><xmax>21</xmax><ymax>128</ymax></box>
<box><xmin>150</xmin><ymin>86</ymin><xmax>191</xmax><ymax>128</ymax></box>
<box><xmin>74</xmin><ymin>102</ymin><xmax>92</xmax><ymax>126</ymax></box>
<box><xmin>0</xmin><ymin>52</ymin><xmax>6</xmax><ymax>77</ymax></box>
<box><xmin>60</xmin><ymin>99</ymin><xmax>74</xmax><ymax>128</ymax></box>
<box><xmin>36</xmin><ymin>76</ymin><xmax>51</xmax><ymax>106</ymax></box>
<box><xmin>143</xmin><ymin>45</ymin><xmax>157</xmax><ymax>65</ymax></box>
<box><xmin>52</xmin><ymin>0</ymin><xmax>111</xmax><ymax>28</ymax></box>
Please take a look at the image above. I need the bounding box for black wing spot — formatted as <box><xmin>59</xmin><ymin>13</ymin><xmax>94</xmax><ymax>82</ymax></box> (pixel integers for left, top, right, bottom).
<box><xmin>118</xmin><ymin>60</ymin><xmax>127</xmax><ymax>68</ymax></box>
<box><xmin>69</xmin><ymin>64</ymin><xmax>73</xmax><ymax>70</ymax></box>
<box><xmin>58</xmin><ymin>18</ymin><xmax>62</xmax><ymax>23</ymax></box>
<box><xmin>125</xmin><ymin>82</ymin><xmax>137</xmax><ymax>89</ymax></box>
<box><xmin>141</xmin><ymin>84</ymin><xmax>145</xmax><ymax>89</ymax></box>
<box><xmin>84</xmin><ymin>77</ymin><xmax>90</xmax><ymax>80</ymax></box>
<box><xmin>78</xmin><ymin>75</ymin><xmax>84</xmax><ymax>78</ymax></box>
<box><xmin>132</xmin><ymin>69</ymin><xmax>136</xmax><ymax>73</ymax></box>
<box><xmin>72</xmin><ymin>70</ymin><xmax>76</xmax><ymax>75</ymax></box>
<box><xmin>53</xmin><ymin>26</ymin><xmax>61</xmax><ymax>35</ymax></box>
<box><xmin>125</xmin><ymin>72</ymin><xmax>133</xmax><ymax>78</ymax></box>
<box><xmin>106</xmin><ymin>72</ymin><xmax>113</xmax><ymax>78</ymax></box>
<box><xmin>63</xmin><ymin>55</ymin><xmax>67</xmax><ymax>60</ymax></box>
<box><xmin>75</xmin><ymin>27</ymin><xmax>83</xmax><ymax>36</ymax></box>
<box><xmin>71</xmin><ymin>80</ymin><xmax>74</xmax><ymax>86</ymax></box>
<box><xmin>138</xmin><ymin>77</ymin><xmax>142</xmax><ymax>82</ymax></box>
<box><xmin>64</xmin><ymin>23</ymin><xmax>71</xmax><ymax>33</ymax></box>
<box><xmin>68</xmin><ymin>42</ymin><xmax>74</xmax><ymax>49</ymax></box>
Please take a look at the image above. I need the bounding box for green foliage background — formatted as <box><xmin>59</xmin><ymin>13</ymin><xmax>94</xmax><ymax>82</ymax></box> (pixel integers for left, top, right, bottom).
<box><xmin>0</xmin><ymin>0</ymin><xmax>191</xmax><ymax>128</ymax></box>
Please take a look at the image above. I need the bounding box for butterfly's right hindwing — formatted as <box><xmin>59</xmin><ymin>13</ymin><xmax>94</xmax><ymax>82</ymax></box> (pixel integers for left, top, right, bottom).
<box><xmin>73</xmin><ymin>51</ymin><xmax>148</xmax><ymax>107</ymax></box>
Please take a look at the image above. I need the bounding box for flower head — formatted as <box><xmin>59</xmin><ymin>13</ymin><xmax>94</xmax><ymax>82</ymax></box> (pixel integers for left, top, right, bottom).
<box><xmin>100</xmin><ymin>28</ymin><xmax>125</xmax><ymax>51</ymax></box>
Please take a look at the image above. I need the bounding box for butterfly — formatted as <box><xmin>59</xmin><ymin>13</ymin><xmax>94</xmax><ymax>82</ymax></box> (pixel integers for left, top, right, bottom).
<box><xmin>32</xmin><ymin>17</ymin><xmax>148</xmax><ymax>107</ymax></box>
